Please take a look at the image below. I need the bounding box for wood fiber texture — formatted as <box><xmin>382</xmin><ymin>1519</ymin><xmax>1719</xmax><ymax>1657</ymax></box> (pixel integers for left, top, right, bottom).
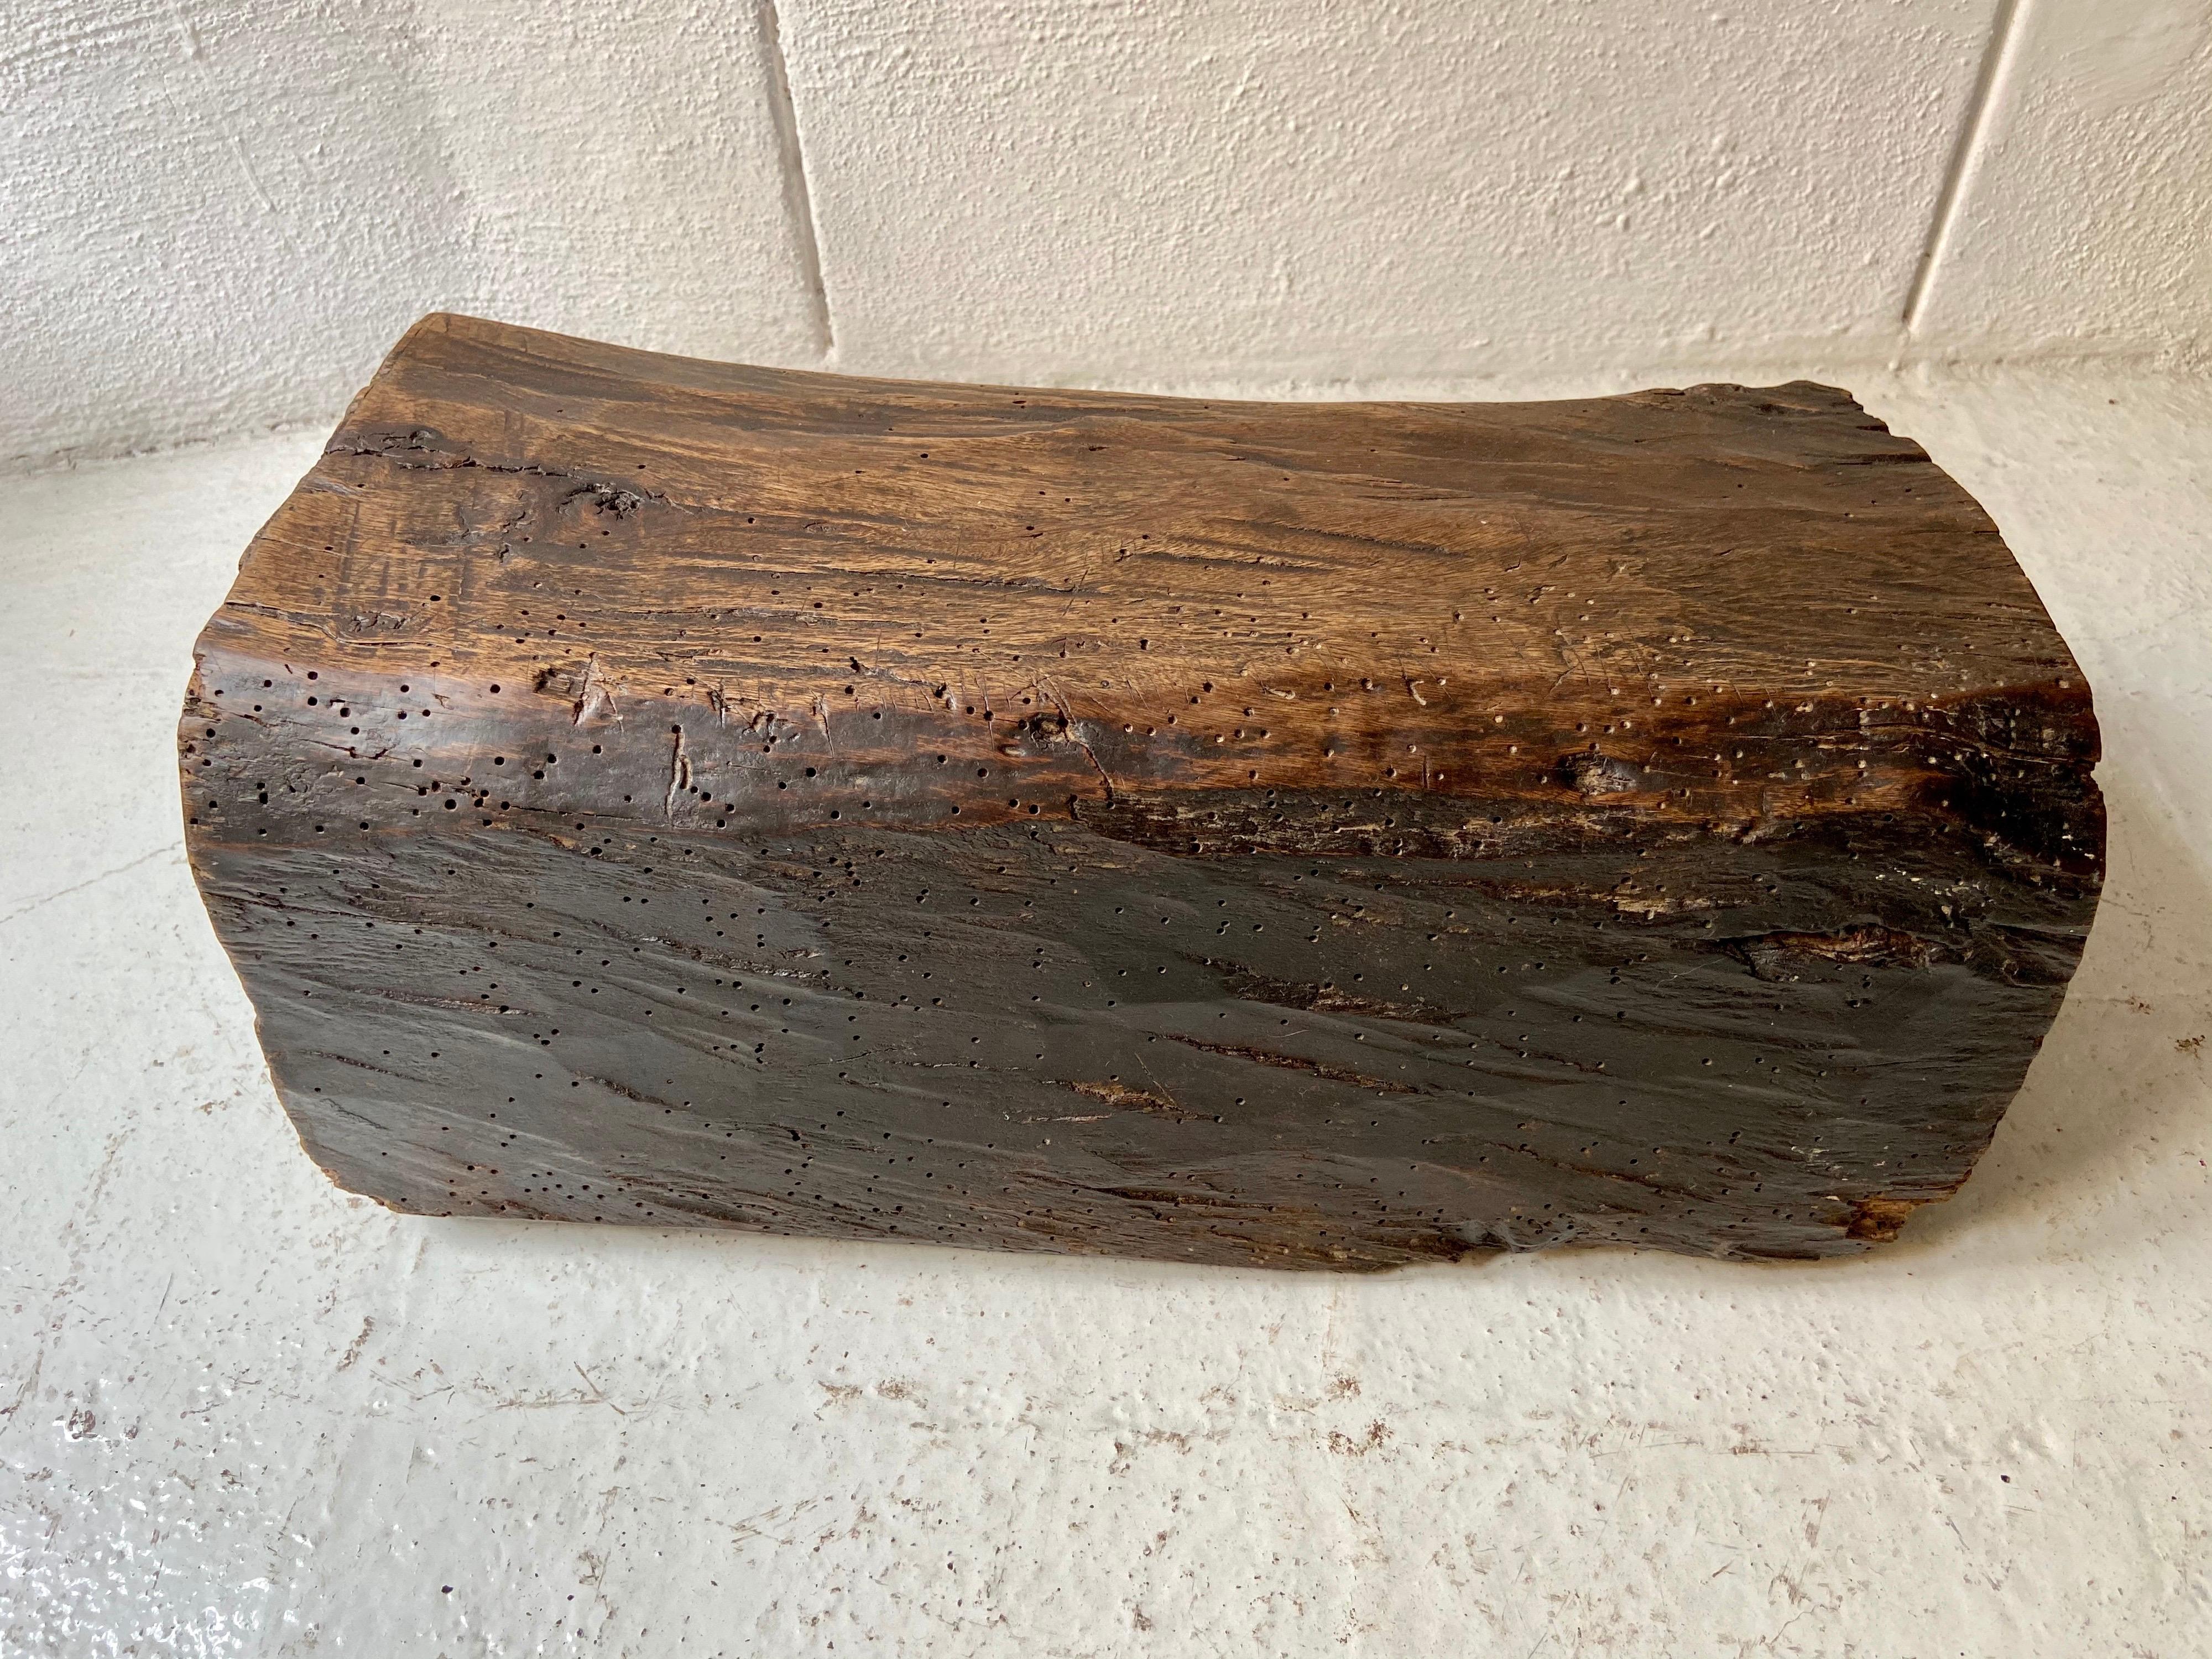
<box><xmin>179</xmin><ymin>314</ymin><xmax>2103</xmax><ymax>1268</ymax></box>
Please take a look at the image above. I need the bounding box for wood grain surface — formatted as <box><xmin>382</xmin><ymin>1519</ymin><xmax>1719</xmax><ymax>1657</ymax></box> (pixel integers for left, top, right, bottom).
<box><xmin>178</xmin><ymin>314</ymin><xmax>2103</xmax><ymax>1267</ymax></box>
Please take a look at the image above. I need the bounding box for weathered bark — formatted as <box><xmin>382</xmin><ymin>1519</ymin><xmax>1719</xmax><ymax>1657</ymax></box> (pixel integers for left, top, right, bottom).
<box><xmin>178</xmin><ymin>313</ymin><xmax>2102</xmax><ymax>1267</ymax></box>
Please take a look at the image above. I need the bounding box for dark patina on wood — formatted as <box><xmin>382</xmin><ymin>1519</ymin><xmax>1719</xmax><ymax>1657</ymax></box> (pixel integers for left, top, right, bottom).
<box><xmin>179</xmin><ymin>314</ymin><xmax>2102</xmax><ymax>1267</ymax></box>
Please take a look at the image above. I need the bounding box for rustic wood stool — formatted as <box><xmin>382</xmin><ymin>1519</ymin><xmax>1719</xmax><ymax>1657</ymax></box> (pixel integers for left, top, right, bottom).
<box><xmin>180</xmin><ymin>315</ymin><xmax>2101</xmax><ymax>1266</ymax></box>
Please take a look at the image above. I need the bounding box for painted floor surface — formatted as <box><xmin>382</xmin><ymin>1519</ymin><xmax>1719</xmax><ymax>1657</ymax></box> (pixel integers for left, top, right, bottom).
<box><xmin>3</xmin><ymin>366</ymin><xmax>2208</xmax><ymax>1656</ymax></box>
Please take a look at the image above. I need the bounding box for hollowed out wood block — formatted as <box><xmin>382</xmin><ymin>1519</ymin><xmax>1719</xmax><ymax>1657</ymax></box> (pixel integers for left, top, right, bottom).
<box><xmin>179</xmin><ymin>315</ymin><xmax>2103</xmax><ymax>1268</ymax></box>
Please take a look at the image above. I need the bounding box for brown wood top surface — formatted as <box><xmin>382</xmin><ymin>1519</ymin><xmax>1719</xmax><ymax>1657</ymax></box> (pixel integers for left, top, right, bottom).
<box><xmin>198</xmin><ymin>312</ymin><xmax>2095</xmax><ymax>860</ymax></box>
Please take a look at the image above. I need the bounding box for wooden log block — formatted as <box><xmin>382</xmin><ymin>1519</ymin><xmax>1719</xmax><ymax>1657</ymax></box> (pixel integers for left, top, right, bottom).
<box><xmin>179</xmin><ymin>314</ymin><xmax>2103</xmax><ymax>1267</ymax></box>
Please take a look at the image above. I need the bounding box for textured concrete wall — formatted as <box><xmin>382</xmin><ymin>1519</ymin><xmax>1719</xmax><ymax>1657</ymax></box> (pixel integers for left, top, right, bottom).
<box><xmin>780</xmin><ymin>0</ymin><xmax>1998</xmax><ymax>384</ymax></box>
<box><xmin>6</xmin><ymin>1</ymin><xmax>2209</xmax><ymax>465</ymax></box>
<box><xmin>1910</xmin><ymin>0</ymin><xmax>2212</xmax><ymax>356</ymax></box>
<box><xmin>1</xmin><ymin>0</ymin><xmax>821</xmax><ymax>465</ymax></box>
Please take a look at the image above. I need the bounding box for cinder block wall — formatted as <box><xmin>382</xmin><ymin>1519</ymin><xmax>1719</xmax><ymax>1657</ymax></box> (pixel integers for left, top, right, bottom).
<box><xmin>6</xmin><ymin>0</ymin><xmax>2207</xmax><ymax>466</ymax></box>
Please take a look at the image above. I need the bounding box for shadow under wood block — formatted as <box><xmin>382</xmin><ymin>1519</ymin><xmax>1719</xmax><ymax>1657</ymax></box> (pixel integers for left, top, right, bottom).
<box><xmin>178</xmin><ymin>314</ymin><xmax>2103</xmax><ymax>1269</ymax></box>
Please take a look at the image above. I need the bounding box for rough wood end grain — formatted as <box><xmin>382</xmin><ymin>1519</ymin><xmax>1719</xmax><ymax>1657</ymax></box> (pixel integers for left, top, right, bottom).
<box><xmin>179</xmin><ymin>314</ymin><xmax>2103</xmax><ymax>1268</ymax></box>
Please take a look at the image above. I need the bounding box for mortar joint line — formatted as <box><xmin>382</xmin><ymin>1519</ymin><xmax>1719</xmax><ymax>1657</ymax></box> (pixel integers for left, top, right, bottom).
<box><xmin>1903</xmin><ymin>0</ymin><xmax>2031</xmax><ymax>336</ymax></box>
<box><xmin>760</xmin><ymin>0</ymin><xmax>836</xmax><ymax>359</ymax></box>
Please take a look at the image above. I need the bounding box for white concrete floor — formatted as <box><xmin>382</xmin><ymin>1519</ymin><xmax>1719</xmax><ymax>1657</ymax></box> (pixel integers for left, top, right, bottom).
<box><xmin>4</xmin><ymin>367</ymin><xmax>2209</xmax><ymax>1657</ymax></box>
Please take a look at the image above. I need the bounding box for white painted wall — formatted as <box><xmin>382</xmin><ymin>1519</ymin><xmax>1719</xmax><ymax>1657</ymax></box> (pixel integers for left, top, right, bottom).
<box><xmin>1912</xmin><ymin>0</ymin><xmax>2212</xmax><ymax>356</ymax></box>
<box><xmin>1</xmin><ymin>0</ymin><xmax>820</xmax><ymax>465</ymax></box>
<box><xmin>5</xmin><ymin>1</ymin><xmax>2209</xmax><ymax>466</ymax></box>
<box><xmin>782</xmin><ymin>0</ymin><xmax>2001</xmax><ymax>384</ymax></box>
